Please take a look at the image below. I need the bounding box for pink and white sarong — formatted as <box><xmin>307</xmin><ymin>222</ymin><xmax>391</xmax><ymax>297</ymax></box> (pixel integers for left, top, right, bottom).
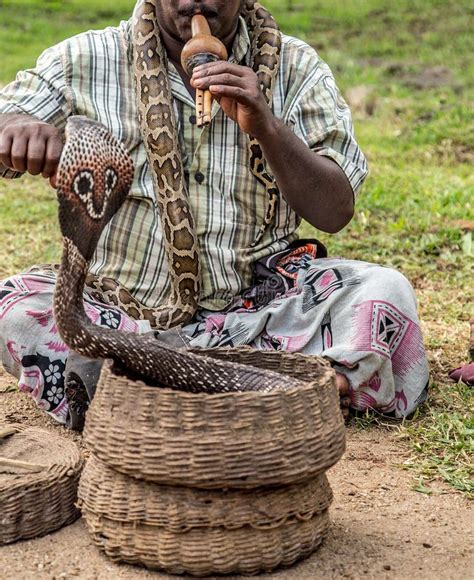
<box><xmin>0</xmin><ymin>251</ymin><xmax>429</xmax><ymax>424</ymax></box>
<box><xmin>0</xmin><ymin>270</ymin><xmax>147</xmax><ymax>423</ymax></box>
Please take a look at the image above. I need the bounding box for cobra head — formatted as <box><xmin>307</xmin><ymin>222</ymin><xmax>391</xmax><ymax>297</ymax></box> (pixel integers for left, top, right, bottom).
<box><xmin>56</xmin><ymin>116</ymin><xmax>135</xmax><ymax>261</ymax></box>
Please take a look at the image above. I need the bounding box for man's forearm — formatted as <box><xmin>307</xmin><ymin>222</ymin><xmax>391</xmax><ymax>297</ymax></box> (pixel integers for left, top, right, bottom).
<box><xmin>256</xmin><ymin>116</ymin><xmax>354</xmax><ymax>234</ymax></box>
<box><xmin>192</xmin><ymin>62</ymin><xmax>356</xmax><ymax>233</ymax></box>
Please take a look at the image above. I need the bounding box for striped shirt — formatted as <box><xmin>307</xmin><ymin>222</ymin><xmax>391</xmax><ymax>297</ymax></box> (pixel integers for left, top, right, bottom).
<box><xmin>0</xmin><ymin>17</ymin><xmax>368</xmax><ymax>310</ymax></box>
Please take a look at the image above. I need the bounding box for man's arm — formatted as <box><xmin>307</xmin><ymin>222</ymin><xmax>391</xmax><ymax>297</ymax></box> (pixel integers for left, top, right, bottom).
<box><xmin>192</xmin><ymin>61</ymin><xmax>356</xmax><ymax>234</ymax></box>
<box><xmin>252</xmin><ymin>117</ymin><xmax>354</xmax><ymax>233</ymax></box>
<box><xmin>0</xmin><ymin>113</ymin><xmax>63</xmax><ymax>179</ymax></box>
<box><xmin>0</xmin><ymin>40</ymin><xmax>72</xmax><ymax>180</ymax></box>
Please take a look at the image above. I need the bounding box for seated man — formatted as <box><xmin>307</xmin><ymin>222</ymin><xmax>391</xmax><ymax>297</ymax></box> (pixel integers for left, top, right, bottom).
<box><xmin>0</xmin><ymin>0</ymin><xmax>429</xmax><ymax>426</ymax></box>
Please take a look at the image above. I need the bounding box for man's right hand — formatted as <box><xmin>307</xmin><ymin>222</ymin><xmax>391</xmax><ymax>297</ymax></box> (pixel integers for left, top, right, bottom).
<box><xmin>0</xmin><ymin>113</ymin><xmax>63</xmax><ymax>178</ymax></box>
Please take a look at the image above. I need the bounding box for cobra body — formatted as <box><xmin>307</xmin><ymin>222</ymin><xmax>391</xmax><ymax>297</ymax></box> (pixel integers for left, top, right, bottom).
<box><xmin>54</xmin><ymin>117</ymin><xmax>299</xmax><ymax>394</ymax></box>
<box><xmin>84</xmin><ymin>0</ymin><xmax>283</xmax><ymax>330</ymax></box>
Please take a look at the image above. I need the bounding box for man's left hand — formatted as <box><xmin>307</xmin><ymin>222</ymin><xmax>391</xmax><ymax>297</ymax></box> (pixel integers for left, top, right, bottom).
<box><xmin>191</xmin><ymin>62</ymin><xmax>274</xmax><ymax>139</ymax></box>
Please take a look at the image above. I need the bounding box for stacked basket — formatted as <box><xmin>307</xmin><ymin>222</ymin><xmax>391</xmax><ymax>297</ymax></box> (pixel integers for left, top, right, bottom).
<box><xmin>78</xmin><ymin>347</ymin><xmax>346</xmax><ymax>576</ymax></box>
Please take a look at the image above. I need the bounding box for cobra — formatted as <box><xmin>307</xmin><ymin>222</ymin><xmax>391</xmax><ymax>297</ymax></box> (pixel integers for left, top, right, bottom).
<box><xmin>53</xmin><ymin>116</ymin><xmax>300</xmax><ymax>394</ymax></box>
<box><xmin>83</xmin><ymin>0</ymin><xmax>283</xmax><ymax>331</ymax></box>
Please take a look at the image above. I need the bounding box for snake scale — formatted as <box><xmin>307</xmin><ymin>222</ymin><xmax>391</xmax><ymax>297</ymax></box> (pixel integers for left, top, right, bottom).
<box><xmin>52</xmin><ymin>1</ymin><xmax>300</xmax><ymax>394</ymax></box>
<box><xmin>54</xmin><ymin>117</ymin><xmax>299</xmax><ymax>393</ymax></box>
<box><xmin>83</xmin><ymin>0</ymin><xmax>283</xmax><ymax>331</ymax></box>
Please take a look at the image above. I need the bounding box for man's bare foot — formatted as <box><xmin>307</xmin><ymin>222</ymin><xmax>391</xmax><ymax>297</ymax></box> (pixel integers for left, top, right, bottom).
<box><xmin>336</xmin><ymin>372</ymin><xmax>351</xmax><ymax>420</ymax></box>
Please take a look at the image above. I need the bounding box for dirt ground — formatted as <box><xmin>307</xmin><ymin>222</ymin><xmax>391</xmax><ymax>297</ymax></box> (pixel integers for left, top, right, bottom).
<box><xmin>0</xmin><ymin>368</ymin><xmax>472</xmax><ymax>580</ymax></box>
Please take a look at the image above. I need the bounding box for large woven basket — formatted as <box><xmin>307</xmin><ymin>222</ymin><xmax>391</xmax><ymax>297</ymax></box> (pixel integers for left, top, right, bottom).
<box><xmin>0</xmin><ymin>424</ymin><xmax>83</xmax><ymax>544</ymax></box>
<box><xmin>84</xmin><ymin>348</ymin><xmax>345</xmax><ymax>488</ymax></box>
<box><xmin>79</xmin><ymin>455</ymin><xmax>332</xmax><ymax>576</ymax></box>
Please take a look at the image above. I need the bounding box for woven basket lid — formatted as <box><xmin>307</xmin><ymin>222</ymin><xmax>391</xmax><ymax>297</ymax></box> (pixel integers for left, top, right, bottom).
<box><xmin>0</xmin><ymin>424</ymin><xmax>83</xmax><ymax>545</ymax></box>
<box><xmin>85</xmin><ymin>348</ymin><xmax>346</xmax><ymax>488</ymax></box>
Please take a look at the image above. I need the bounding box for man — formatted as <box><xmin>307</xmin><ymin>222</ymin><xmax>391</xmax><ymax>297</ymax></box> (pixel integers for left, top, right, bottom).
<box><xmin>0</xmin><ymin>0</ymin><xmax>429</xmax><ymax>427</ymax></box>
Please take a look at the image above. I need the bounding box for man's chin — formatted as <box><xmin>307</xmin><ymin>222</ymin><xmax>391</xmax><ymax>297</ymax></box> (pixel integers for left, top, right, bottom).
<box><xmin>163</xmin><ymin>23</ymin><xmax>192</xmax><ymax>47</ymax></box>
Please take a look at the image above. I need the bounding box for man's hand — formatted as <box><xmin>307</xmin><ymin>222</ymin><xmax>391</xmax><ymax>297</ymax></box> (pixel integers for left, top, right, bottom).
<box><xmin>191</xmin><ymin>62</ymin><xmax>274</xmax><ymax>139</ymax></box>
<box><xmin>0</xmin><ymin>113</ymin><xmax>63</xmax><ymax>179</ymax></box>
<box><xmin>192</xmin><ymin>62</ymin><xmax>355</xmax><ymax>234</ymax></box>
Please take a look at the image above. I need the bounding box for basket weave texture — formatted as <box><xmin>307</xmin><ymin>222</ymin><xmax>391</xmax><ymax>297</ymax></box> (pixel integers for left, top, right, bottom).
<box><xmin>79</xmin><ymin>454</ymin><xmax>333</xmax><ymax>532</ymax></box>
<box><xmin>84</xmin><ymin>348</ymin><xmax>346</xmax><ymax>489</ymax></box>
<box><xmin>82</xmin><ymin>507</ymin><xmax>330</xmax><ymax>576</ymax></box>
<box><xmin>0</xmin><ymin>424</ymin><xmax>83</xmax><ymax>545</ymax></box>
<box><xmin>81</xmin><ymin>347</ymin><xmax>346</xmax><ymax>574</ymax></box>
<box><xmin>79</xmin><ymin>456</ymin><xmax>331</xmax><ymax>576</ymax></box>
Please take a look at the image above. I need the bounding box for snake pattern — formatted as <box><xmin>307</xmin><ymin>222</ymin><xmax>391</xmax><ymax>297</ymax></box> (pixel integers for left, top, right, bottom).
<box><xmin>54</xmin><ymin>116</ymin><xmax>299</xmax><ymax>394</ymax></box>
<box><xmin>83</xmin><ymin>0</ymin><xmax>282</xmax><ymax>331</ymax></box>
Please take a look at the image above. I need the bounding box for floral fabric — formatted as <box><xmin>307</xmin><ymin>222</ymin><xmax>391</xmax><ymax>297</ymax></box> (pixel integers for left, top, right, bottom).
<box><xmin>0</xmin><ymin>270</ymin><xmax>147</xmax><ymax>423</ymax></box>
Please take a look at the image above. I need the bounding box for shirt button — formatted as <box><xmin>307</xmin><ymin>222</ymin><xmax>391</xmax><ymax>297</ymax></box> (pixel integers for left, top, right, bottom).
<box><xmin>195</xmin><ymin>171</ymin><xmax>205</xmax><ymax>184</ymax></box>
<box><xmin>189</xmin><ymin>114</ymin><xmax>197</xmax><ymax>125</ymax></box>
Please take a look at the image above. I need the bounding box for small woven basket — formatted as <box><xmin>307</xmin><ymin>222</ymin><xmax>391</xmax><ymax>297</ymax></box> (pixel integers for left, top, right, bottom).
<box><xmin>79</xmin><ymin>455</ymin><xmax>332</xmax><ymax>576</ymax></box>
<box><xmin>0</xmin><ymin>424</ymin><xmax>83</xmax><ymax>545</ymax></box>
<box><xmin>84</xmin><ymin>348</ymin><xmax>345</xmax><ymax>489</ymax></box>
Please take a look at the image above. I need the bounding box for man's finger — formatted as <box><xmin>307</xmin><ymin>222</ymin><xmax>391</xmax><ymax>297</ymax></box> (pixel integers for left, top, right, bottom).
<box><xmin>193</xmin><ymin>61</ymin><xmax>246</xmax><ymax>79</ymax></box>
<box><xmin>42</xmin><ymin>136</ymin><xmax>63</xmax><ymax>178</ymax></box>
<box><xmin>49</xmin><ymin>173</ymin><xmax>58</xmax><ymax>189</ymax></box>
<box><xmin>0</xmin><ymin>132</ymin><xmax>13</xmax><ymax>170</ymax></box>
<box><xmin>192</xmin><ymin>73</ymin><xmax>246</xmax><ymax>90</ymax></box>
<box><xmin>26</xmin><ymin>136</ymin><xmax>47</xmax><ymax>175</ymax></box>
<box><xmin>209</xmin><ymin>84</ymin><xmax>253</xmax><ymax>106</ymax></box>
<box><xmin>10</xmin><ymin>135</ymin><xmax>28</xmax><ymax>173</ymax></box>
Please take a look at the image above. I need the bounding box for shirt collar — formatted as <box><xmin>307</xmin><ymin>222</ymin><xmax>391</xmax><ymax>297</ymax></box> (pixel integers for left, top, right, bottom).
<box><xmin>232</xmin><ymin>15</ymin><xmax>252</xmax><ymax>65</ymax></box>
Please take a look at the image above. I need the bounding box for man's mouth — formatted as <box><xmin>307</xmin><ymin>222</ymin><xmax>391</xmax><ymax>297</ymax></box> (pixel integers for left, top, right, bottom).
<box><xmin>177</xmin><ymin>7</ymin><xmax>218</xmax><ymax>20</ymax></box>
<box><xmin>173</xmin><ymin>5</ymin><xmax>220</xmax><ymax>43</ymax></box>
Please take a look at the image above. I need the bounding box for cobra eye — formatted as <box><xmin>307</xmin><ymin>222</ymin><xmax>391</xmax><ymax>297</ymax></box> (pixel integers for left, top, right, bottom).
<box><xmin>73</xmin><ymin>171</ymin><xmax>95</xmax><ymax>197</ymax></box>
<box><xmin>104</xmin><ymin>167</ymin><xmax>118</xmax><ymax>194</ymax></box>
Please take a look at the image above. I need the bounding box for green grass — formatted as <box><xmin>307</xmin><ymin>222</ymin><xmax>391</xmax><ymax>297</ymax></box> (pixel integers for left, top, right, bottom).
<box><xmin>0</xmin><ymin>0</ymin><xmax>135</xmax><ymax>83</ymax></box>
<box><xmin>351</xmin><ymin>381</ymin><xmax>474</xmax><ymax>498</ymax></box>
<box><xmin>400</xmin><ymin>381</ymin><xmax>474</xmax><ymax>498</ymax></box>
<box><xmin>0</xmin><ymin>0</ymin><xmax>473</xmax><ymax>496</ymax></box>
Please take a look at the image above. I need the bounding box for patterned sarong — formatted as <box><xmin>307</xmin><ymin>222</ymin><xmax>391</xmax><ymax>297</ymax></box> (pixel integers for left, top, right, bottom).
<box><xmin>0</xmin><ymin>244</ymin><xmax>429</xmax><ymax>423</ymax></box>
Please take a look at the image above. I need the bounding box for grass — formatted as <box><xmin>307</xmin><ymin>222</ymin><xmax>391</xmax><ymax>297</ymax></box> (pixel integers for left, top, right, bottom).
<box><xmin>400</xmin><ymin>382</ymin><xmax>474</xmax><ymax>498</ymax></box>
<box><xmin>0</xmin><ymin>0</ymin><xmax>473</xmax><ymax>496</ymax></box>
<box><xmin>352</xmin><ymin>381</ymin><xmax>474</xmax><ymax>498</ymax></box>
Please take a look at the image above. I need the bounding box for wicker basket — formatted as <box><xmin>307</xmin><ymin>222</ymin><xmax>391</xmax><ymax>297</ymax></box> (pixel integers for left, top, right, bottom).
<box><xmin>0</xmin><ymin>424</ymin><xmax>83</xmax><ymax>544</ymax></box>
<box><xmin>82</xmin><ymin>507</ymin><xmax>329</xmax><ymax>576</ymax></box>
<box><xmin>79</xmin><ymin>454</ymin><xmax>333</xmax><ymax>532</ymax></box>
<box><xmin>84</xmin><ymin>348</ymin><xmax>345</xmax><ymax>489</ymax></box>
<box><xmin>79</xmin><ymin>456</ymin><xmax>331</xmax><ymax>576</ymax></box>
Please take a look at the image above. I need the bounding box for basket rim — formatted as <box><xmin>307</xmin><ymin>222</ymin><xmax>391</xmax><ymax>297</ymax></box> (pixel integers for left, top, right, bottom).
<box><xmin>0</xmin><ymin>423</ymin><xmax>83</xmax><ymax>493</ymax></box>
<box><xmin>104</xmin><ymin>352</ymin><xmax>336</xmax><ymax>400</ymax></box>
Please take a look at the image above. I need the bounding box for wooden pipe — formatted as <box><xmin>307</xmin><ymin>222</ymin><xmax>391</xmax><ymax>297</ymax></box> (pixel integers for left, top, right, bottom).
<box><xmin>181</xmin><ymin>15</ymin><xmax>228</xmax><ymax>128</ymax></box>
